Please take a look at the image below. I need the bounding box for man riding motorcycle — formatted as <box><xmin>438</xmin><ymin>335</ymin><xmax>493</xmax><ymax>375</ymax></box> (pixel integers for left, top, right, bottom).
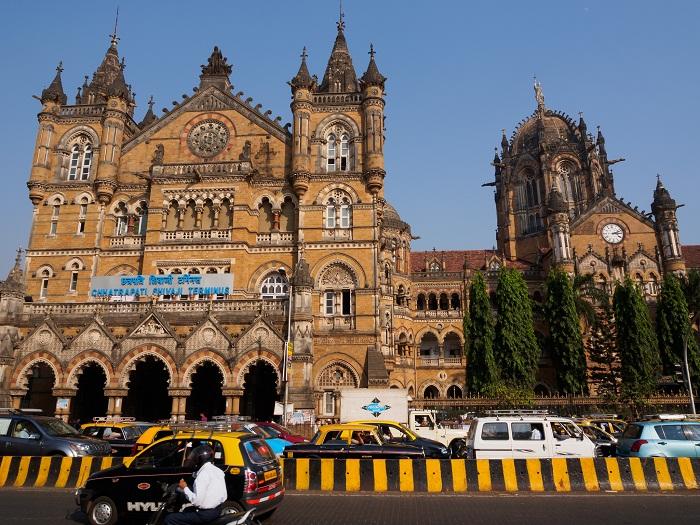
<box><xmin>164</xmin><ymin>444</ymin><xmax>227</xmax><ymax>525</ymax></box>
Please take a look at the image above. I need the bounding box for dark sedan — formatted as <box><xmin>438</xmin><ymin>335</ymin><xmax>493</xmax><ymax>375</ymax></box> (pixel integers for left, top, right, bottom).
<box><xmin>284</xmin><ymin>424</ymin><xmax>426</xmax><ymax>459</ymax></box>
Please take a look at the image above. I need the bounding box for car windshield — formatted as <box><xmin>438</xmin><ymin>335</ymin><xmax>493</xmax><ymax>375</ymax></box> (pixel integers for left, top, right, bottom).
<box><xmin>260</xmin><ymin>425</ymin><xmax>281</xmax><ymax>438</ymax></box>
<box><xmin>37</xmin><ymin>418</ymin><xmax>79</xmax><ymax>437</ymax></box>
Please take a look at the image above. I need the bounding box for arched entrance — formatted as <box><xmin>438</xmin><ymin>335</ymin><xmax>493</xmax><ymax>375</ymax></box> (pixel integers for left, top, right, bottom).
<box><xmin>241</xmin><ymin>360</ymin><xmax>278</xmax><ymax>421</ymax></box>
<box><xmin>186</xmin><ymin>362</ymin><xmax>225</xmax><ymax>420</ymax></box>
<box><xmin>71</xmin><ymin>363</ymin><xmax>108</xmax><ymax>424</ymax></box>
<box><xmin>20</xmin><ymin>362</ymin><xmax>56</xmax><ymax>415</ymax></box>
<box><xmin>123</xmin><ymin>356</ymin><xmax>171</xmax><ymax>421</ymax></box>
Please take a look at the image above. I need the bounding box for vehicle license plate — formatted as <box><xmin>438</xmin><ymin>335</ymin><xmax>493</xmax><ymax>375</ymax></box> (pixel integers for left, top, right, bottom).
<box><xmin>263</xmin><ymin>470</ymin><xmax>277</xmax><ymax>481</ymax></box>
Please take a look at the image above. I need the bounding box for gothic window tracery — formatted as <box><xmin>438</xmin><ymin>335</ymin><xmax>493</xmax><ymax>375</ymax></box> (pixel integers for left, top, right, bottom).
<box><xmin>260</xmin><ymin>272</ymin><xmax>289</xmax><ymax>299</ymax></box>
<box><xmin>320</xmin><ymin>263</ymin><xmax>356</xmax><ymax>320</ymax></box>
<box><xmin>324</xmin><ymin>190</ymin><xmax>352</xmax><ymax>231</ymax></box>
<box><xmin>114</xmin><ymin>202</ymin><xmax>129</xmax><ymax>236</ymax></box>
<box><xmin>515</xmin><ymin>168</ymin><xmax>543</xmax><ymax>235</ymax></box>
<box><xmin>67</xmin><ymin>135</ymin><xmax>93</xmax><ymax>181</ymax></box>
<box><xmin>324</xmin><ymin>126</ymin><xmax>353</xmax><ymax>172</ymax></box>
<box><xmin>258</xmin><ymin>197</ymin><xmax>273</xmax><ymax>233</ymax></box>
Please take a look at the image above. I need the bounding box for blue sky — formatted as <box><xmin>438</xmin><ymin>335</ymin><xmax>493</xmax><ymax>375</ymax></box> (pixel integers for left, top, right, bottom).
<box><xmin>1</xmin><ymin>0</ymin><xmax>699</xmax><ymax>275</ymax></box>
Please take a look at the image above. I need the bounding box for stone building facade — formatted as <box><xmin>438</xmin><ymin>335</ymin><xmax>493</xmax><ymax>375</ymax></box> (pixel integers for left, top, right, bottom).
<box><xmin>0</xmin><ymin>18</ymin><xmax>697</xmax><ymax>421</ymax></box>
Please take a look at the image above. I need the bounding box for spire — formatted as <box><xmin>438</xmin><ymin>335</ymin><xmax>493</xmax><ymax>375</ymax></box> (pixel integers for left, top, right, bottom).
<box><xmin>596</xmin><ymin>125</ymin><xmax>607</xmax><ymax>156</ymax></box>
<box><xmin>0</xmin><ymin>248</ymin><xmax>25</xmax><ymax>295</ymax></box>
<box><xmin>290</xmin><ymin>47</ymin><xmax>315</xmax><ymax>91</ymax></box>
<box><xmin>138</xmin><ymin>95</ymin><xmax>157</xmax><ymax>128</ymax></box>
<box><xmin>40</xmin><ymin>62</ymin><xmax>67</xmax><ymax>105</ymax></box>
<box><xmin>199</xmin><ymin>46</ymin><xmax>233</xmax><ymax>91</ymax></box>
<box><xmin>652</xmin><ymin>174</ymin><xmax>677</xmax><ymax>211</ymax></box>
<box><xmin>107</xmin><ymin>56</ymin><xmax>130</xmax><ymax>100</ymax></box>
<box><xmin>360</xmin><ymin>44</ymin><xmax>386</xmax><ymax>89</ymax></box>
<box><xmin>318</xmin><ymin>10</ymin><xmax>359</xmax><ymax>93</ymax></box>
<box><xmin>500</xmin><ymin>128</ymin><xmax>509</xmax><ymax>157</ymax></box>
<box><xmin>578</xmin><ymin>111</ymin><xmax>587</xmax><ymax>136</ymax></box>
<box><xmin>82</xmin><ymin>31</ymin><xmax>127</xmax><ymax>104</ymax></box>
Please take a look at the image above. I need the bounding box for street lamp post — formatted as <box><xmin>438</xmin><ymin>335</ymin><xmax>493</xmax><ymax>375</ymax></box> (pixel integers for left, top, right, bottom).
<box><xmin>278</xmin><ymin>267</ymin><xmax>293</xmax><ymax>425</ymax></box>
<box><xmin>683</xmin><ymin>336</ymin><xmax>696</xmax><ymax>415</ymax></box>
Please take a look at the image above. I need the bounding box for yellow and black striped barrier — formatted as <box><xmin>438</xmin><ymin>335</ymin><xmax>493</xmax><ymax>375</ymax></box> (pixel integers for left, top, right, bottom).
<box><xmin>0</xmin><ymin>456</ymin><xmax>124</xmax><ymax>489</ymax></box>
<box><xmin>2</xmin><ymin>456</ymin><xmax>699</xmax><ymax>492</ymax></box>
<box><xmin>282</xmin><ymin>457</ymin><xmax>700</xmax><ymax>493</ymax></box>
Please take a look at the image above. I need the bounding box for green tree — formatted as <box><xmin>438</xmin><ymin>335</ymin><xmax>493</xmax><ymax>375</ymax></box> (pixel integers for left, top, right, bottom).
<box><xmin>544</xmin><ymin>269</ymin><xmax>588</xmax><ymax>394</ymax></box>
<box><xmin>682</xmin><ymin>268</ymin><xmax>700</xmax><ymax>319</ymax></box>
<box><xmin>493</xmin><ymin>268</ymin><xmax>539</xmax><ymax>389</ymax></box>
<box><xmin>613</xmin><ymin>277</ymin><xmax>660</xmax><ymax>400</ymax></box>
<box><xmin>466</xmin><ymin>272</ymin><xmax>498</xmax><ymax>392</ymax></box>
<box><xmin>656</xmin><ymin>273</ymin><xmax>700</xmax><ymax>380</ymax></box>
<box><xmin>587</xmin><ymin>298</ymin><xmax>621</xmax><ymax>399</ymax></box>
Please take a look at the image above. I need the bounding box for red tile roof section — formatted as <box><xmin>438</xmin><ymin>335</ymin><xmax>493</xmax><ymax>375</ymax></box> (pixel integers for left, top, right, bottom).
<box><xmin>684</xmin><ymin>245</ymin><xmax>700</xmax><ymax>270</ymax></box>
<box><xmin>410</xmin><ymin>250</ymin><xmax>531</xmax><ymax>273</ymax></box>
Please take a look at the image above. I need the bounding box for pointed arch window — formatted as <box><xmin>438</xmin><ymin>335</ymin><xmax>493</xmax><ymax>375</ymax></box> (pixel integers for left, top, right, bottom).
<box><xmin>67</xmin><ymin>138</ymin><xmax>93</xmax><ymax>181</ymax></box>
<box><xmin>114</xmin><ymin>202</ymin><xmax>129</xmax><ymax>237</ymax></box>
<box><xmin>326</xmin><ymin>134</ymin><xmax>336</xmax><ymax>172</ymax></box>
<box><xmin>135</xmin><ymin>201</ymin><xmax>148</xmax><ymax>235</ymax></box>
<box><xmin>49</xmin><ymin>198</ymin><xmax>61</xmax><ymax>236</ymax></box>
<box><xmin>340</xmin><ymin>134</ymin><xmax>349</xmax><ymax>171</ymax></box>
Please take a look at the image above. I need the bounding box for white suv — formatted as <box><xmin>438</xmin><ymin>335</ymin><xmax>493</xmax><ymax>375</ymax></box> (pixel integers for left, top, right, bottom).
<box><xmin>464</xmin><ymin>412</ymin><xmax>596</xmax><ymax>459</ymax></box>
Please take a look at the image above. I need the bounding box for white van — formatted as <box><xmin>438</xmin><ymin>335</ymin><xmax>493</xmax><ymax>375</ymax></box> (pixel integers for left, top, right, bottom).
<box><xmin>464</xmin><ymin>412</ymin><xmax>597</xmax><ymax>459</ymax></box>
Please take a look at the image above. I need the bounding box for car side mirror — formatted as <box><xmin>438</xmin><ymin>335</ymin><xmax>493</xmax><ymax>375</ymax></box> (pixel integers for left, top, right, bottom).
<box><xmin>29</xmin><ymin>433</ymin><xmax>41</xmax><ymax>440</ymax></box>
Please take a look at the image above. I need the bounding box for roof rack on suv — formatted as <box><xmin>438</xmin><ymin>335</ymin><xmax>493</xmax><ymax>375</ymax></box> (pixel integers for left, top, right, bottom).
<box><xmin>484</xmin><ymin>409</ymin><xmax>552</xmax><ymax>419</ymax></box>
<box><xmin>584</xmin><ymin>414</ymin><xmax>619</xmax><ymax>419</ymax></box>
<box><xmin>641</xmin><ymin>414</ymin><xmax>689</xmax><ymax>421</ymax></box>
<box><xmin>0</xmin><ymin>408</ymin><xmax>43</xmax><ymax>415</ymax></box>
<box><xmin>91</xmin><ymin>416</ymin><xmax>136</xmax><ymax>423</ymax></box>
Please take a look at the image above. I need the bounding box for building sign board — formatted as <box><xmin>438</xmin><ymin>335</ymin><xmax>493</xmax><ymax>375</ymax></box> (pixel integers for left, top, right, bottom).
<box><xmin>90</xmin><ymin>274</ymin><xmax>232</xmax><ymax>298</ymax></box>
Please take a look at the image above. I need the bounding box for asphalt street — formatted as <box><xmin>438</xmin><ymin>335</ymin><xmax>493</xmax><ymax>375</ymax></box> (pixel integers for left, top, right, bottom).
<box><xmin>1</xmin><ymin>489</ymin><xmax>699</xmax><ymax>525</ymax></box>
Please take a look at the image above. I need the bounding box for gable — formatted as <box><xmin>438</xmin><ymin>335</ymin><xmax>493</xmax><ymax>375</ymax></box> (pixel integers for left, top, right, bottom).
<box><xmin>236</xmin><ymin>317</ymin><xmax>284</xmax><ymax>356</ymax></box>
<box><xmin>126</xmin><ymin>312</ymin><xmax>176</xmax><ymax>340</ymax></box>
<box><xmin>19</xmin><ymin>320</ymin><xmax>65</xmax><ymax>356</ymax></box>
<box><xmin>184</xmin><ymin>317</ymin><xmax>233</xmax><ymax>352</ymax></box>
<box><xmin>68</xmin><ymin>319</ymin><xmax>116</xmax><ymax>354</ymax></box>
<box><xmin>571</xmin><ymin>196</ymin><xmax>655</xmax><ymax>232</ymax></box>
<box><xmin>123</xmin><ymin>86</ymin><xmax>291</xmax><ymax>155</ymax></box>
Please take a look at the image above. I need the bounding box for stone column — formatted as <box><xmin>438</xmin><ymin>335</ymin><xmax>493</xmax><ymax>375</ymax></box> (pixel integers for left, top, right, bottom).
<box><xmin>168</xmin><ymin>388</ymin><xmax>190</xmax><ymax>422</ymax></box>
<box><xmin>52</xmin><ymin>388</ymin><xmax>76</xmax><ymax>422</ymax></box>
<box><xmin>9</xmin><ymin>389</ymin><xmax>26</xmax><ymax>410</ymax></box>
<box><xmin>271</xmin><ymin>209</ymin><xmax>281</xmax><ymax>231</ymax></box>
<box><xmin>223</xmin><ymin>388</ymin><xmax>243</xmax><ymax>416</ymax></box>
<box><xmin>104</xmin><ymin>388</ymin><xmax>127</xmax><ymax>417</ymax></box>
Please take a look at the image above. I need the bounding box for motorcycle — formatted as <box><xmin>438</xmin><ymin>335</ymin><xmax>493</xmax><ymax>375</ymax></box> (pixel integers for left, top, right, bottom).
<box><xmin>146</xmin><ymin>483</ymin><xmax>259</xmax><ymax>525</ymax></box>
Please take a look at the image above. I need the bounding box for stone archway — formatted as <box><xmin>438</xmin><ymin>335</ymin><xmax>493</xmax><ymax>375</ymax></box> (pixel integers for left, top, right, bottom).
<box><xmin>122</xmin><ymin>355</ymin><xmax>171</xmax><ymax>421</ymax></box>
<box><xmin>240</xmin><ymin>360</ymin><xmax>279</xmax><ymax>421</ymax></box>
<box><xmin>71</xmin><ymin>363</ymin><xmax>108</xmax><ymax>424</ymax></box>
<box><xmin>186</xmin><ymin>361</ymin><xmax>225</xmax><ymax>420</ymax></box>
<box><xmin>20</xmin><ymin>362</ymin><xmax>56</xmax><ymax>415</ymax></box>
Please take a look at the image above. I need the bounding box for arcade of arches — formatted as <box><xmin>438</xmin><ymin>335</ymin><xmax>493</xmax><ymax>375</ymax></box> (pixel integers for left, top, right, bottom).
<box><xmin>10</xmin><ymin>349</ymin><xmax>283</xmax><ymax>424</ymax></box>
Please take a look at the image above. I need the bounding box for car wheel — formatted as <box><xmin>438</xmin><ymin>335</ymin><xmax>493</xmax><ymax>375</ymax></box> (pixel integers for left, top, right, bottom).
<box><xmin>87</xmin><ymin>496</ymin><xmax>118</xmax><ymax>525</ymax></box>
<box><xmin>49</xmin><ymin>451</ymin><xmax>66</xmax><ymax>457</ymax></box>
<box><xmin>449</xmin><ymin>440</ymin><xmax>467</xmax><ymax>459</ymax></box>
<box><xmin>220</xmin><ymin>500</ymin><xmax>245</xmax><ymax>515</ymax></box>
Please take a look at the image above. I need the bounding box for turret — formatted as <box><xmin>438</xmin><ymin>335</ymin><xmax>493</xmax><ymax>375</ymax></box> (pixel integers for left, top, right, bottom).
<box><xmin>360</xmin><ymin>45</ymin><xmax>386</xmax><ymax>195</ymax></box>
<box><xmin>317</xmin><ymin>14</ymin><xmax>359</xmax><ymax>94</ymax></box>
<box><xmin>289</xmin><ymin>48</ymin><xmax>315</xmax><ymax>197</ymax></box>
<box><xmin>547</xmin><ymin>185</ymin><xmax>573</xmax><ymax>272</ymax></box>
<box><xmin>651</xmin><ymin>176</ymin><xmax>685</xmax><ymax>274</ymax></box>
<box><xmin>94</xmin><ymin>34</ymin><xmax>132</xmax><ymax>205</ymax></box>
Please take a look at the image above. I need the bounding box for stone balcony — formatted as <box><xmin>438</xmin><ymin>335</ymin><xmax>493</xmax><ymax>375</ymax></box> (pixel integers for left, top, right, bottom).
<box><xmin>413</xmin><ymin>309</ymin><xmax>463</xmax><ymax>320</ymax></box>
<box><xmin>256</xmin><ymin>232</ymin><xmax>296</xmax><ymax>245</ymax></box>
<box><xmin>109</xmin><ymin>235</ymin><xmax>144</xmax><ymax>248</ymax></box>
<box><xmin>152</xmin><ymin>160</ymin><xmax>253</xmax><ymax>178</ymax></box>
<box><xmin>160</xmin><ymin>230</ymin><xmax>231</xmax><ymax>242</ymax></box>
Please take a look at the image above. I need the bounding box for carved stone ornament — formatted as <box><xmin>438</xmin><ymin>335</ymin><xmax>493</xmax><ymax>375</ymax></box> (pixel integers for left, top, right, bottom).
<box><xmin>133</xmin><ymin>319</ymin><xmax>167</xmax><ymax>336</ymax></box>
<box><xmin>37</xmin><ymin>330</ymin><xmax>52</xmax><ymax>346</ymax></box>
<box><xmin>187</xmin><ymin>120</ymin><xmax>229</xmax><ymax>158</ymax></box>
<box><xmin>320</xmin><ymin>263</ymin><xmax>356</xmax><ymax>288</ymax></box>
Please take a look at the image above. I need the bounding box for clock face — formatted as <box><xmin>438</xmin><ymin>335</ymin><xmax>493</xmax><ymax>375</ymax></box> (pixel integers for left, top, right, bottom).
<box><xmin>602</xmin><ymin>223</ymin><xmax>624</xmax><ymax>244</ymax></box>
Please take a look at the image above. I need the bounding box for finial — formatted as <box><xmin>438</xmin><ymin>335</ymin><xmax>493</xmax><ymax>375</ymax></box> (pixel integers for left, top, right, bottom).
<box><xmin>147</xmin><ymin>95</ymin><xmax>154</xmax><ymax>110</ymax></box>
<box><xmin>337</xmin><ymin>0</ymin><xmax>345</xmax><ymax>31</ymax></box>
<box><xmin>300</xmin><ymin>46</ymin><xmax>308</xmax><ymax>61</ymax></box>
<box><xmin>120</xmin><ymin>57</ymin><xmax>126</xmax><ymax>70</ymax></box>
<box><xmin>578</xmin><ymin>111</ymin><xmax>584</xmax><ymax>118</ymax></box>
<box><xmin>14</xmin><ymin>247</ymin><xmax>23</xmax><ymax>267</ymax></box>
<box><xmin>369</xmin><ymin>43</ymin><xmax>375</xmax><ymax>59</ymax></box>
<box><xmin>56</xmin><ymin>61</ymin><xmax>64</xmax><ymax>74</ymax></box>
<box><xmin>109</xmin><ymin>6</ymin><xmax>120</xmax><ymax>47</ymax></box>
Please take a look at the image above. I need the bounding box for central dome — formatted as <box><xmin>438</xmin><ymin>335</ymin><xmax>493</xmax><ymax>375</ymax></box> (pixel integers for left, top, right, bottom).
<box><xmin>510</xmin><ymin>110</ymin><xmax>581</xmax><ymax>155</ymax></box>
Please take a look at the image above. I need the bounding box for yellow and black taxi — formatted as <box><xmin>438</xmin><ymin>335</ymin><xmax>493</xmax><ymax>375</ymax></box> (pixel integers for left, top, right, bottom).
<box><xmin>284</xmin><ymin>423</ymin><xmax>426</xmax><ymax>459</ymax></box>
<box><xmin>80</xmin><ymin>417</ymin><xmax>147</xmax><ymax>457</ymax></box>
<box><xmin>349</xmin><ymin>419</ymin><xmax>450</xmax><ymax>458</ymax></box>
<box><xmin>131</xmin><ymin>424</ymin><xmax>173</xmax><ymax>456</ymax></box>
<box><xmin>75</xmin><ymin>426</ymin><xmax>283</xmax><ymax>525</ymax></box>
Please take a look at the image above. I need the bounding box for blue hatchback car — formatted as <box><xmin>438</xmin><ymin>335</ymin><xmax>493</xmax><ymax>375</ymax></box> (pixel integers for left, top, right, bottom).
<box><xmin>616</xmin><ymin>419</ymin><xmax>700</xmax><ymax>457</ymax></box>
